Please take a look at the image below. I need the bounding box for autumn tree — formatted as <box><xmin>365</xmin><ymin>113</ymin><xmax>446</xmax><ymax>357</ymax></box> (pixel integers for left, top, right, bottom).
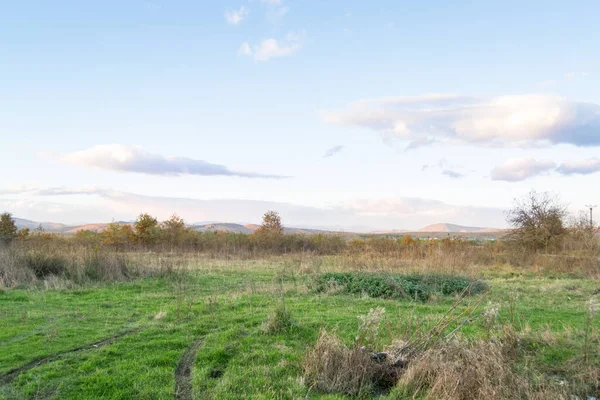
<box><xmin>0</xmin><ymin>212</ymin><xmax>18</xmax><ymax>245</ymax></box>
<box><xmin>134</xmin><ymin>213</ymin><xmax>159</xmax><ymax>245</ymax></box>
<box><xmin>102</xmin><ymin>222</ymin><xmax>135</xmax><ymax>248</ymax></box>
<box><xmin>258</xmin><ymin>211</ymin><xmax>283</xmax><ymax>235</ymax></box>
<box><xmin>161</xmin><ymin>214</ymin><xmax>187</xmax><ymax>246</ymax></box>
<box><xmin>506</xmin><ymin>190</ymin><xmax>567</xmax><ymax>252</ymax></box>
<box><xmin>252</xmin><ymin>211</ymin><xmax>284</xmax><ymax>250</ymax></box>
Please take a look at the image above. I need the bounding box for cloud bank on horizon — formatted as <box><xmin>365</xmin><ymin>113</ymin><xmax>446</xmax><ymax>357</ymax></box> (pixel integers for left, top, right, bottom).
<box><xmin>0</xmin><ymin>186</ymin><xmax>506</xmax><ymax>231</ymax></box>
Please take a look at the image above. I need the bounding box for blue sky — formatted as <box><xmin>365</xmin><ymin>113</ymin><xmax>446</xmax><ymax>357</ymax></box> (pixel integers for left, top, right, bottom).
<box><xmin>1</xmin><ymin>0</ymin><xmax>599</xmax><ymax>230</ymax></box>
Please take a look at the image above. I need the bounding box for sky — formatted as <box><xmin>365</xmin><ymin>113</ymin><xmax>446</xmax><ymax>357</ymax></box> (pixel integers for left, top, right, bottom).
<box><xmin>1</xmin><ymin>0</ymin><xmax>599</xmax><ymax>231</ymax></box>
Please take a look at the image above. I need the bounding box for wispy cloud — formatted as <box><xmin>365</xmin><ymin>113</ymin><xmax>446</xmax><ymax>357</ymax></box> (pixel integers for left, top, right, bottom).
<box><xmin>324</xmin><ymin>94</ymin><xmax>600</xmax><ymax>148</ymax></box>
<box><xmin>442</xmin><ymin>169</ymin><xmax>464</xmax><ymax>179</ymax></box>
<box><xmin>405</xmin><ymin>137</ymin><xmax>438</xmax><ymax>151</ymax></box>
<box><xmin>565</xmin><ymin>71</ymin><xmax>589</xmax><ymax>80</ymax></box>
<box><xmin>225</xmin><ymin>6</ymin><xmax>249</xmax><ymax>25</ymax></box>
<box><xmin>491</xmin><ymin>158</ymin><xmax>556</xmax><ymax>182</ymax></box>
<box><xmin>261</xmin><ymin>0</ymin><xmax>289</xmax><ymax>25</ymax></box>
<box><xmin>422</xmin><ymin>158</ymin><xmax>466</xmax><ymax>179</ymax></box>
<box><xmin>323</xmin><ymin>145</ymin><xmax>344</xmax><ymax>158</ymax></box>
<box><xmin>537</xmin><ymin>80</ymin><xmax>558</xmax><ymax>87</ymax></box>
<box><xmin>239</xmin><ymin>32</ymin><xmax>304</xmax><ymax>61</ymax></box>
<box><xmin>266</xmin><ymin>5</ymin><xmax>289</xmax><ymax>24</ymax></box>
<box><xmin>557</xmin><ymin>157</ymin><xmax>600</xmax><ymax>175</ymax></box>
<box><xmin>59</xmin><ymin>144</ymin><xmax>285</xmax><ymax>179</ymax></box>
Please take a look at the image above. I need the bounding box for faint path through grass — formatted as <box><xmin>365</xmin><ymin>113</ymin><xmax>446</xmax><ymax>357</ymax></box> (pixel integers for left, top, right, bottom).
<box><xmin>174</xmin><ymin>339</ymin><xmax>204</xmax><ymax>400</ymax></box>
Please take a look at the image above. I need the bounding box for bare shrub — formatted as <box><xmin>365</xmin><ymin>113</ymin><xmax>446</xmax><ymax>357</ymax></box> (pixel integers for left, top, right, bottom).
<box><xmin>506</xmin><ymin>190</ymin><xmax>568</xmax><ymax>253</ymax></box>
<box><xmin>396</xmin><ymin>339</ymin><xmax>568</xmax><ymax>400</ymax></box>
<box><xmin>303</xmin><ymin>329</ymin><xmax>400</xmax><ymax>396</ymax></box>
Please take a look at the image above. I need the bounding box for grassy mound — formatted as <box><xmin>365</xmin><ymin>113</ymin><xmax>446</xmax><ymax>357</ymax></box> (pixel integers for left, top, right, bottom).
<box><xmin>312</xmin><ymin>272</ymin><xmax>488</xmax><ymax>301</ymax></box>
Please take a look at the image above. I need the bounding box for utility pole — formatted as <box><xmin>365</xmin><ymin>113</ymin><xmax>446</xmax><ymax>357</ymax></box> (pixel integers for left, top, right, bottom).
<box><xmin>585</xmin><ymin>205</ymin><xmax>597</xmax><ymax>228</ymax></box>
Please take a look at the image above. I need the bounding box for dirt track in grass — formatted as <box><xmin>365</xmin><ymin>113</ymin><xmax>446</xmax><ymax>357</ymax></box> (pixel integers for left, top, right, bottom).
<box><xmin>174</xmin><ymin>339</ymin><xmax>204</xmax><ymax>400</ymax></box>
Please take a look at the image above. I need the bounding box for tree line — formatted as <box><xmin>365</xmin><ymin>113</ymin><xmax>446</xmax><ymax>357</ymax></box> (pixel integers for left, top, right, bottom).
<box><xmin>1</xmin><ymin>191</ymin><xmax>598</xmax><ymax>255</ymax></box>
<box><xmin>0</xmin><ymin>210</ymin><xmax>346</xmax><ymax>254</ymax></box>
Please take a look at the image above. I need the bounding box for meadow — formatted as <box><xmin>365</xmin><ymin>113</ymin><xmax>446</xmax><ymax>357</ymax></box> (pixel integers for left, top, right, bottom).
<box><xmin>1</xmin><ymin>241</ymin><xmax>599</xmax><ymax>399</ymax></box>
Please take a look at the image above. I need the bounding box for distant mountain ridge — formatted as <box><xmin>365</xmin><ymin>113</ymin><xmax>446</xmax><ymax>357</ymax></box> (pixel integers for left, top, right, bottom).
<box><xmin>13</xmin><ymin>218</ymin><xmax>342</xmax><ymax>236</ymax></box>
<box><xmin>418</xmin><ymin>223</ymin><xmax>504</xmax><ymax>233</ymax></box>
<box><xmin>12</xmin><ymin>217</ymin><xmax>503</xmax><ymax>235</ymax></box>
<box><xmin>13</xmin><ymin>218</ymin><xmax>70</xmax><ymax>232</ymax></box>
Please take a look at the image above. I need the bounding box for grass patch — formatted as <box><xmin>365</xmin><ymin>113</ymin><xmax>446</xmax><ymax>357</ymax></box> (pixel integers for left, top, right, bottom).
<box><xmin>312</xmin><ymin>272</ymin><xmax>488</xmax><ymax>301</ymax></box>
<box><xmin>261</xmin><ymin>302</ymin><xmax>298</xmax><ymax>334</ymax></box>
<box><xmin>0</xmin><ymin>258</ymin><xmax>598</xmax><ymax>399</ymax></box>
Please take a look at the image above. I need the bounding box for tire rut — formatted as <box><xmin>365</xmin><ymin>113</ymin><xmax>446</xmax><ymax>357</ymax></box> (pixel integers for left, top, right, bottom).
<box><xmin>0</xmin><ymin>328</ymin><xmax>139</xmax><ymax>386</ymax></box>
<box><xmin>174</xmin><ymin>340</ymin><xmax>203</xmax><ymax>400</ymax></box>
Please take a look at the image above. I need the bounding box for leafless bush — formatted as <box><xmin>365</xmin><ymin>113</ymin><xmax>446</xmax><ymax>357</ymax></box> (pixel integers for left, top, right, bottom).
<box><xmin>396</xmin><ymin>339</ymin><xmax>568</xmax><ymax>400</ymax></box>
<box><xmin>303</xmin><ymin>329</ymin><xmax>400</xmax><ymax>396</ymax></box>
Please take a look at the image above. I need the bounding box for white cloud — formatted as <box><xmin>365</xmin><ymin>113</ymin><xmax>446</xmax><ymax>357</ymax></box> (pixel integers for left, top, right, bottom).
<box><xmin>557</xmin><ymin>157</ymin><xmax>600</xmax><ymax>175</ymax></box>
<box><xmin>60</xmin><ymin>144</ymin><xmax>285</xmax><ymax>179</ymax></box>
<box><xmin>491</xmin><ymin>158</ymin><xmax>556</xmax><ymax>182</ymax></box>
<box><xmin>324</xmin><ymin>94</ymin><xmax>600</xmax><ymax>148</ymax></box>
<box><xmin>225</xmin><ymin>6</ymin><xmax>249</xmax><ymax>25</ymax></box>
<box><xmin>323</xmin><ymin>145</ymin><xmax>344</xmax><ymax>158</ymax></box>
<box><xmin>239</xmin><ymin>32</ymin><xmax>303</xmax><ymax>61</ymax></box>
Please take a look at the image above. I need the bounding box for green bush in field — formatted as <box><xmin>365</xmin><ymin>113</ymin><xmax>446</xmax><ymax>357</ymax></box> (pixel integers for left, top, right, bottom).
<box><xmin>312</xmin><ymin>273</ymin><xmax>488</xmax><ymax>301</ymax></box>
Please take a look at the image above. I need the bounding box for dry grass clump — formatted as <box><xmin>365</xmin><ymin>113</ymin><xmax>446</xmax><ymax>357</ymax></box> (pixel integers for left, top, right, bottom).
<box><xmin>304</xmin><ymin>307</ymin><xmax>402</xmax><ymax>396</ymax></box>
<box><xmin>303</xmin><ymin>329</ymin><xmax>401</xmax><ymax>396</ymax></box>
<box><xmin>302</xmin><ymin>293</ymin><xmax>589</xmax><ymax>399</ymax></box>
<box><xmin>304</xmin><ymin>330</ymin><xmax>572</xmax><ymax>399</ymax></box>
<box><xmin>0</xmin><ymin>247</ymin><xmax>36</xmax><ymax>287</ymax></box>
<box><xmin>395</xmin><ymin>339</ymin><xmax>567</xmax><ymax>400</ymax></box>
<box><xmin>0</xmin><ymin>245</ymin><xmax>182</xmax><ymax>288</ymax></box>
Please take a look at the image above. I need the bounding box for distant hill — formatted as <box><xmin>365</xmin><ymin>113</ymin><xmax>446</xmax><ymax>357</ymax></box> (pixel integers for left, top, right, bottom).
<box><xmin>418</xmin><ymin>223</ymin><xmax>504</xmax><ymax>233</ymax></box>
<box><xmin>192</xmin><ymin>223</ymin><xmax>255</xmax><ymax>234</ymax></box>
<box><xmin>11</xmin><ymin>217</ymin><xmax>344</xmax><ymax>236</ymax></box>
<box><xmin>190</xmin><ymin>223</ymin><xmax>339</xmax><ymax>235</ymax></box>
<box><xmin>63</xmin><ymin>223</ymin><xmax>112</xmax><ymax>234</ymax></box>
<box><xmin>14</xmin><ymin>218</ymin><xmax>129</xmax><ymax>234</ymax></box>
<box><xmin>10</xmin><ymin>217</ymin><xmax>504</xmax><ymax>237</ymax></box>
<box><xmin>13</xmin><ymin>218</ymin><xmax>70</xmax><ymax>232</ymax></box>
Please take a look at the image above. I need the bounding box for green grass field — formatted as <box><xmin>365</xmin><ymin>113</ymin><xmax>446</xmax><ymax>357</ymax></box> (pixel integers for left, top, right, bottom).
<box><xmin>1</xmin><ymin>258</ymin><xmax>599</xmax><ymax>399</ymax></box>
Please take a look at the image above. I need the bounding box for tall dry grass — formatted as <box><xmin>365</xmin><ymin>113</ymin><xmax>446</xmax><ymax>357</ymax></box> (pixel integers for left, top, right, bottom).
<box><xmin>0</xmin><ymin>244</ymin><xmax>182</xmax><ymax>288</ymax></box>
